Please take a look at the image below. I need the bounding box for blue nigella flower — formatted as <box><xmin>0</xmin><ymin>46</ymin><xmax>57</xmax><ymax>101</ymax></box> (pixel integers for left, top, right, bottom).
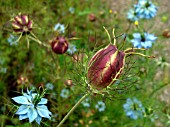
<box><xmin>7</xmin><ymin>34</ymin><xmax>18</xmax><ymax>46</ymax></box>
<box><xmin>95</xmin><ymin>101</ymin><xmax>106</xmax><ymax>112</ymax></box>
<box><xmin>149</xmin><ymin>114</ymin><xmax>158</xmax><ymax>122</ymax></box>
<box><xmin>54</xmin><ymin>23</ymin><xmax>65</xmax><ymax>33</ymax></box>
<box><xmin>67</xmin><ymin>44</ymin><xmax>77</xmax><ymax>55</ymax></box>
<box><xmin>123</xmin><ymin>97</ymin><xmax>144</xmax><ymax>120</ymax></box>
<box><xmin>81</xmin><ymin>98</ymin><xmax>90</xmax><ymax>107</ymax></box>
<box><xmin>0</xmin><ymin>67</ymin><xmax>7</xmax><ymax>73</ymax></box>
<box><xmin>69</xmin><ymin>7</ymin><xmax>75</xmax><ymax>14</ymax></box>
<box><xmin>127</xmin><ymin>9</ymin><xmax>139</xmax><ymax>21</ymax></box>
<box><xmin>144</xmin><ymin>107</ymin><xmax>158</xmax><ymax>122</ymax></box>
<box><xmin>135</xmin><ymin>0</ymin><xmax>157</xmax><ymax>19</ymax></box>
<box><xmin>156</xmin><ymin>57</ymin><xmax>170</xmax><ymax>68</ymax></box>
<box><xmin>131</xmin><ymin>32</ymin><xmax>157</xmax><ymax>48</ymax></box>
<box><xmin>12</xmin><ymin>89</ymin><xmax>52</xmax><ymax>124</ymax></box>
<box><xmin>60</xmin><ymin>88</ymin><xmax>69</xmax><ymax>99</ymax></box>
<box><xmin>146</xmin><ymin>111</ymin><xmax>158</xmax><ymax>122</ymax></box>
<box><xmin>45</xmin><ymin>83</ymin><xmax>54</xmax><ymax>90</ymax></box>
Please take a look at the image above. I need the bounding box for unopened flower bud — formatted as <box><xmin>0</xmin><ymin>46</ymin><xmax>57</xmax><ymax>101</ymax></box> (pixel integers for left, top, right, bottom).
<box><xmin>65</xmin><ymin>79</ymin><xmax>74</xmax><ymax>87</ymax></box>
<box><xmin>17</xmin><ymin>76</ymin><xmax>29</xmax><ymax>85</ymax></box>
<box><xmin>51</xmin><ymin>36</ymin><xmax>68</xmax><ymax>54</ymax></box>
<box><xmin>162</xmin><ymin>29</ymin><xmax>170</xmax><ymax>38</ymax></box>
<box><xmin>11</xmin><ymin>14</ymin><xmax>33</xmax><ymax>34</ymax></box>
<box><xmin>89</xmin><ymin>14</ymin><xmax>96</xmax><ymax>22</ymax></box>
<box><xmin>87</xmin><ymin>44</ymin><xmax>125</xmax><ymax>90</ymax></box>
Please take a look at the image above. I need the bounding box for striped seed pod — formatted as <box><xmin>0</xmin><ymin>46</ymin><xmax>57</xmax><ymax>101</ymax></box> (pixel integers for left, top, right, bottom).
<box><xmin>87</xmin><ymin>27</ymin><xmax>154</xmax><ymax>91</ymax></box>
<box><xmin>11</xmin><ymin>15</ymin><xmax>33</xmax><ymax>34</ymax></box>
<box><xmin>87</xmin><ymin>44</ymin><xmax>125</xmax><ymax>90</ymax></box>
<box><xmin>51</xmin><ymin>36</ymin><xmax>68</xmax><ymax>54</ymax></box>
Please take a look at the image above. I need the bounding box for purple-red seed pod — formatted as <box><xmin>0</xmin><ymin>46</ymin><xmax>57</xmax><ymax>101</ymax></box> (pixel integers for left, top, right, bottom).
<box><xmin>65</xmin><ymin>79</ymin><xmax>74</xmax><ymax>87</ymax></box>
<box><xmin>11</xmin><ymin>15</ymin><xmax>33</xmax><ymax>34</ymax></box>
<box><xmin>87</xmin><ymin>44</ymin><xmax>125</xmax><ymax>90</ymax></box>
<box><xmin>162</xmin><ymin>29</ymin><xmax>170</xmax><ymax>38</ymax></box>
<box><xmin>89</xmin><ymin>14</ymin><xmax>96</xmax><ymax>22</ymax></box>
<box><xmin>51</xmin><ymin>36</ymin><xmax>68</xmax><ymax>54</ymax></box>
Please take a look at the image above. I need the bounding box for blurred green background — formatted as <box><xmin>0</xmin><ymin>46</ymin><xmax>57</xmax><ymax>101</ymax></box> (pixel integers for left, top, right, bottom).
<box><xmin>0</xmin><ymin>0</ymin><xmax>170</xmax><ymax>126</ymax></box>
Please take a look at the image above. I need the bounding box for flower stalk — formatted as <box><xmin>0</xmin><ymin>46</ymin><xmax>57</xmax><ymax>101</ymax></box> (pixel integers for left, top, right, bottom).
<box><xmin>57</xmin><ymin>93</ymin><xmax>90</xmax><ymax>127</ymax></box>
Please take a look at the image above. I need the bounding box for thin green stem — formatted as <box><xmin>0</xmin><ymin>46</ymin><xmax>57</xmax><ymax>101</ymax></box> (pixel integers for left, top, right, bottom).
<box><xmin>28</xmin><ymin>35</ymin><xmax>50</xmax><ymax>48</ymax></box>
<box><xmin>142</xmin><ymin>117</ymin><xmax>146</xmax><ymax>127</ymax></box>
<box><xmin>28</xmin><ymin>36</ymin><xmax>42</xmax><ymax>45</ymax></box>
<box><xmin>103</xmin><ymin>26</ymin><xmax>111</xmax><ymax>44</ymax></box>
<box><xmin>26</xmin><ymin>34</ymin><xmax>30</xmax><ymax>48</ymax></box>
<box><xmin>13</xmin><ymin>33</ymin><xmax>22</xmax><ymax>44</ymax></box>
<box><xmin>149</xmin><ymin>82</ymin><xmax>169</xmax><ymax>97</ymax></box>
<box><xmin>125</xmin><ymin>52</ymin><xmax>155</xmax><ymax>58</ymax></box>
<box><xmin>112</xmin><ymin>28</ymin><xmax>116</xmax><ymax>45</ymax></box>
<box><xmin>57</xmin><ymin>93</ymin><xmax>90</xmax><ymax>127</ymax></box>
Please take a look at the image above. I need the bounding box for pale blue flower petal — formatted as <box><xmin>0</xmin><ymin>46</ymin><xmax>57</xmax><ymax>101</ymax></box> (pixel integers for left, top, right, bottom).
<box><xmin>134</xmin><ymin>0</ymin><xmax>157</xmax><ymax>19</ymax></box>
<box><xmin>19</xmin><ymin>114</ymin><xmax>28</xmax><ymax>120</ymax></box>
<box><xmin>123</xmin><ymin>103</ymin><xmax>129</xmax><ymax>109</ymax></box>
<box><xmin>54</xmin><ymin>23</ymin><xmax>61</xmax><ymax>31</ymax></box>
<box><xmin>131</xmin><ymin>112</ymin><xmax>138</xmax><ymax>119</ymax></box>
<box><xmin>69</xmin><ymin>7</ymin><xmax>75</xmax><ymax>14</ymax></box>
<box><xmin>142</xmin><ymin>41</ymin><xmax>152</xmax><ymax>48</ymax></box>
<box><xmin>37</xmin><ymin>105</ymin><xmax>51</xmax><ymax>119</ymax></box>
<box><xmin>7</xmin><ymin>34</ymin><xmax>18</xmax><ymax>45</ymax></box>
<box><xmin>31</xmin><ymin>93</ymin><xmax>38</xmax><ymax>99</ymax></box>
<box><xmin>23</xmin><ymin>93</ymin><xmax>32</xmax><ymax>102</ymax></box>
<box><xmin>127</xmin><ymin>9</ymin><xmax>139</xmax><ymax>21</ymax></box>
<box><xmin>27</xmin><ymin>108</ymin><xmax>38</xmax><ymax>123</ymax></box>
<box><xmin>45</xmin><ymin>83</ymin><xmax>54</xmax><ymax>90</ymax></box>
<box><xmin>12</xmin><ymin>96</ymin><xmax>30</xmax><ymax>104</ymax></box>
<box><xmin>123</xmin><ymin>97</ymin><xmax>144</xmax><ymax>120</ymax></box>
<box><xmin>60</xmin><ymin>88</ymin><xmax>70</xmax><ymax>98</ymax></box>
<box><xmin>16</xmin><ymin>105</ymin><xmax>30</xmax><ymax>114</ymax></box>
<box><xmin>60</xmin><ymin>25</ymin><xmax>65</xmax><ymax>33</ymax></box>
<box><xmin>133</xmin><ymin>33</ymin><xmax>141</xmax><ymax>39</ymax></box>
<box><xmin>95</xmin><ymin>101</ymin><xmax>106</xmax><ymax>112</ymax></box>
<box><xmin>133</xmin><ymin>98</ymin><xmax>140</xmax><ymax>103</ymax></box>
<box><xmin>82</xmin><ymin>98</ymin><xmax>90</xmax><ymax>107</ymax></box>
<box><xmin>145</xmin><ymin>33</ymin><xmax>157</xmax><ymax>41</ymax></box>
<box><xmin>13</xmin><ymin>88</ymin><xmax>52</xmax><ymax>124</ymax></box>
<box><xmin>54</xmin><ymin>23</ymin><xmax>65</xmax><ymax>33</ymax></box>
<box><xmin>127</xmin><ymin>110</ymin><xmax>133</xmax><ymax>116</ymax></box>
<box><xmin>27</xmin><ymin>88</ymin><xmax>31</xmax><ymax>94</ymax></box>
<box><xmin>67</xmin><ymin>44</ymin><xmax>77</xmax><ymax>55</ymax></box>
<box><xmin>131</xmin><ymin>32</ymin><xmax>157</xmax><ymax>48</ymax></box>
<box><xmin>38</xmin><ymin>98</ymin><xmax>48</xmax><ymax>104</ymax></box>
<box><xmin>35</xmin><ymin>115</ymin><xmax>42</xmax><ymax>124</ymax></box>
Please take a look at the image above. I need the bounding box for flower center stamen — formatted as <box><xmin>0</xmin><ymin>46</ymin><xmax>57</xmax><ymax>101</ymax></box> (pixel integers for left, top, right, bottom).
<box><xmin>141</xmin><ymin>35</ymin><xmax>146</xmax><ymax>42</ymax></box>
<box><xmin>133</xmin><ymin>103</ymin><xmax>138</xmax><ymax>110</ymax></box>
<box><xmin>145</xmin><ymin>2</ymin><xmax>151</xmax><ymax>8</ymax></box>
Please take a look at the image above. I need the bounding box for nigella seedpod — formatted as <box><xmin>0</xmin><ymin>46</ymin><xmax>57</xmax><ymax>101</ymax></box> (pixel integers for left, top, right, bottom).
<box><xmin>51</xmin><ymin>36</ymin><xmax>68</xmax><ymax>54</ymax></box>
<box><xmin>89</xmin><ymin>14</ymin><xmax>97</xmax><ymax>22</ymax></box>
<box><xmin>87</xmin><ymin>44</ymin><xmax>125</xmax><ymax>90</ymax></box>
<box><xmin>11</xmin><ymin>14</ymin><xmax>33</xmax><ymax>34</ymax></box>
<box><xmin>87</xmin><ymin>27</ymin><xmax>154</xmax><ymax>91</ymax></box>
<box><xmin>162</xmin><ymin>29</ymin><xmax>170</xmax><ymax>38</ymax></box>
<box><xmin>65</xmin><ymin>79</ymin><xmax>74</xmax><ymax>87</ymax></box>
